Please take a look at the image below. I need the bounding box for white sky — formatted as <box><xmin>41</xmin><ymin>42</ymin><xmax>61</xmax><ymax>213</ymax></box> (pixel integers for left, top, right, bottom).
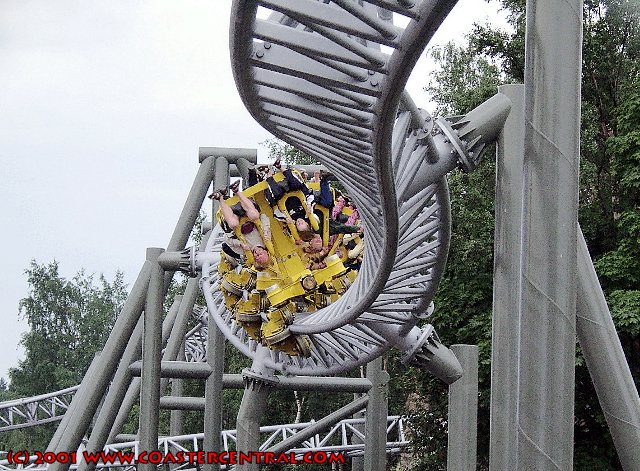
<box><xmin>0</xmin><ymin>1</ymin><xmax>507</xmax><ymax>387</ymax></box>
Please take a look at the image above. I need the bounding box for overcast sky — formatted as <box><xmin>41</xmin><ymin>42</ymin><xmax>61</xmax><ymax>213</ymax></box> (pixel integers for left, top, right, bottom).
<box><xmin>0</xmin><ymin>1</ymin><xmax>506</xmax><ymax>388</ymax></box>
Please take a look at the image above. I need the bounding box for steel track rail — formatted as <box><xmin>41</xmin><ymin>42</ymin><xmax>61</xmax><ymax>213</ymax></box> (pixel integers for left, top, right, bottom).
<box><xmin>228</xmin><ymin>0</ymin><xmax>457</xmax><ymax>334</ymax></box>
<box><xmin>201</xmin><ymin>0</ymin><xmax>461</xmax><ymax>376</ymax></box>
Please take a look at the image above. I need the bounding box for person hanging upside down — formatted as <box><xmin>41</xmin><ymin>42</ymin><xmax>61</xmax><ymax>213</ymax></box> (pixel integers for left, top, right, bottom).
<box><xmin>210</xmin><ymin>190</ymin><xmax>272</xmax><ymax>270</ymax></box>
<box><xmin>301</xmin><ymin>234</ymin><xmax>330</xmax><ymax>270</ymax></box>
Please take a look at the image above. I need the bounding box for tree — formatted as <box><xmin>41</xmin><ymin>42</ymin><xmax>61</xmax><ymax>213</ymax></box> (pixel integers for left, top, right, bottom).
<box><xmin>264</xmin><ymin>138</ymin><xmax>318</xmax><ymax>166</ymax></box>
<box><xmin>2</xmin><ymin>261</ymin><xmax>128</xmax><ymax>450</ymax></box>
<box><xmin>9</xmin><ymin>261</ymin><xmax>128</xmax><ymax>396</ymax></box>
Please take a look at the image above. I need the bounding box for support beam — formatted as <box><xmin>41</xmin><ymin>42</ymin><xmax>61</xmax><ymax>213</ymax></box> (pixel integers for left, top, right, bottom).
<box><xmin>199</xmin><ymin>147</ymin><xmax>258</xmax><ymax>164</ymax></box>
<box><xmin>364</xmin><ymin>357</ymin><xmax>389</xmax><ymax>471</ymax></box>
<box><xmin>489</xmin><ymin>83</ymin><xmax>523</xmax><ymax>471</ymax></box>
<box><xmin>236</xmin><ymin>348</ymin><xmax>276</xmax><ymax>471</ymax></box>
<box><xmin>163</xmin><ymin>155</ymin><xmax>217</xmax><ymax>291</ymax></box>
<box><xmin>78</xmin><ymin>319</ymin><xmax>143</xmax><ymax>471</ymax></box>
<box><xmin>106</xmin><ymin>301</ymin><xmax>182</xmax><ymax>443</ymax></box>
<box><xmin>201</xmin><ymin>159</ymin><xmax>231</xmax><ymax>471</ymax></box>
<box><xmin>517</xmin><ymin>0</ymin><xmax>582</xmax><ymax>468</ymax></box>
<box><xmin>576</xmin><ymin>229</ymin><xmax>640</xmax><ymax>470</ymax></box>
<box><xmin>203</xmin><ymin>316</ymin><xmax>226</xmax><ymax>471</ymax></box>
<box><xmin>351</xmin><ymin>392</ymin><xmax>365</xmax><ymax>471</ymax></box>
<box><xmin>138</xmin><ymin>248</ymin><xmax>165</xmax><ymax>471</ymax></box>
<box><xmin>169</xmin><ymin>346</ymin><xmax>185</xmax><ymax>469</ymax></box>
<box><xmin>81</xmin><ymin>297</ymin><xmax>183</xmax><ymax>471</ymax></box>
<box><xmin>128</xmin><ymin>360</ymin><xmax>212</xmax><ymax>379</ymax></box>
<box><xmin>159</xmin><ymin>396</ymin><xmax>206</xmax><ymax>411</ymax></box>
<box><xmin>447</xmin><ymin>345</ymin><xmax>478</xmax><ymax>471</ymax></box>
<box><xmin>234</xmin><ymin>157</ymin><xmax>253</xmax><ymax>184</ymax></box>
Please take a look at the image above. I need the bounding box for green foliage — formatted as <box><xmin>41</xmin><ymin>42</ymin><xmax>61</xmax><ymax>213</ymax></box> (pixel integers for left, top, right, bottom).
<box><xmin>263</xmin><ymin>138</ymin><xmax>318</xmax><ymax>166</ymax></box>
<box><xmin>608</xmin><ymin>290</ymin><xmax>640</xmax><ymax>336</ymax></box>
<box><xmin>3</xmin><ymin>261</ymin><xmax>127</xmax><ymax>450</ymax></box>
<box><xmin>9</xmin><ymin>261</ymin><xmax>127</xmax><ymax>396</ymax></box>
<box><xmin>425</xmin><ymin>43</ymin><xmax>503</xmax><ymax>115</ymax></box>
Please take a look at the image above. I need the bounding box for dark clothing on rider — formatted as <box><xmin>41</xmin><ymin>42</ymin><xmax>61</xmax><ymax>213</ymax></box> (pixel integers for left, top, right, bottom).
<box><xmin>328</xmin><ymin>220</ymin><xmax>360</xmax><ymax>236</ymax></box>
<box><xmin>265</xmin><ymin>169</ymin><xmax>334</xmax><ymax>209</ymax></box>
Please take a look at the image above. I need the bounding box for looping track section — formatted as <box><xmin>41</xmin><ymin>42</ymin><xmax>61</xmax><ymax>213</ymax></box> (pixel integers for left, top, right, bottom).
<box><xmin>201</xmin><ymin>0</ymin><xmax>464</xmax><ymax>377</ymax></box>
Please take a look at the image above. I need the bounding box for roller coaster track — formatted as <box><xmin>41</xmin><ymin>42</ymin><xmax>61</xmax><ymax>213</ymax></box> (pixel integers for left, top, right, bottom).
<box><xmin>201</xmin><ymin>0</ymin><xmax>478</xmax><ymax>377</ymax></box>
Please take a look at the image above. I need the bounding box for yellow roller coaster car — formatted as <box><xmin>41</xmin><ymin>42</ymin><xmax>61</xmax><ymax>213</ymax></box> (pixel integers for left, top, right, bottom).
<box><xmin>216</xmin><ymin>171</ymin><xmax>363</xmax><ymax>356</ymax></box>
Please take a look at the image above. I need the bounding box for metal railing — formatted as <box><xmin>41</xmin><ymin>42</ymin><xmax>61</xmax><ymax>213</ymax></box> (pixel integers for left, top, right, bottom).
<box><xmin>0</xmin><ymin>415</ymin><xmax>409</xmax><ymax>470</ymax></box>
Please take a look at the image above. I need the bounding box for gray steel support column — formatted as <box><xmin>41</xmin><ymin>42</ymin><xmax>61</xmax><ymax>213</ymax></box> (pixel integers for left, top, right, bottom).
<box><xmin>199</xmin><ymin>147</ymin><xmax>257</xmax><ymax>164</ymax></box>
<box><xmin>203</xmin><ymin>315</ymin><xmax>225</xmax><ymax>471</ymax></box>
<box><xmin>364</xmin><ymin>357</ymin><xmax>389</xmax><ymax>471</ymax></box>
<box><xmin>160</xmin><ymin>279</ymin><xmax>201</xmax><ymax>392</ymax></box>
<box><xmin>236</xmin><ymin>380</ymin><xmax>271</xmax><ymax>471</ymax></box>
<box><xmin>46</xmin><ymin>261</ymin><xmax>151</xmax><ymax>468</ymax></box>
<box><xmin>204</xmin><ymin>156</ymin><xmax>227</xmax><ymax>471</ymax></box>
<box><xmin>138</xmin><ymin>248</ymin><xmax>165</xmax><ymax>471</ymax></box>
<box><xmin>447</xmin><ymin>345</ymin><xmax>478</xmax><ymax>471</ymax></box>
<box><xmin>489</xmin><ymin>83</ymin><xmax>524</xmax><ymax>471</ymax></box>
<box><xmin>81</xmin><ymin>296</ymin><xmax>182</xmax><ymax>471</ymax></box>
<box><xmin>106</xmin><ymin>300</ymin><xmax>181</xmax><ymax>443</ymax></box>
<box><xmin>517</xmin><ymin>0</ymin><xmax>582</xmax><ymax>468</ymax></box>
<box><xmin>169</xmin><ymin>346</ymin><xmax>185</xmax><ymax>471</ymax></box>
<box><xmin>234</xmin><ymin>157</ymin><xmax>253</xmax><ymax>185</ymax></box>
<box><xmin>212</xmin><ymin>157</ymin><xmax>230</xmax><ymax>213</ymax></box>
<box><xmin>576</xmin><ymin>228</ymin><xmax>640</xmax><ymax>470</ymax></box>
<box><xmin>163</xmin><ymin>155</ymin><xmax>216</xmax><ymax>290</ymax></box>
<box><xmin>78</xmin><ymin>318</ymin><xmax>143</xmax><ymax>471</ymax></box>
<box><xmin>236</xmin><ymin>348</ymin><xmax>275</xmax><ymax>471</ymax></box>
<box><xmin>167</xmin><ymin>155</ymin><xmax>216</xmax><ymax>251</ymax></box>
<box><xmin>351</xmin><ymin>392</ymin><xmax>365</xmax><ymax>471</ymax></box>
<box><xmin>108</xmin><ymin>380</ymin><xmax>141</xmax><ymax>443</ymax></box>
<box><xmin>170</xmin><ymin>346</ymin><xmax>185</xmax><ymax>436</ymax></box>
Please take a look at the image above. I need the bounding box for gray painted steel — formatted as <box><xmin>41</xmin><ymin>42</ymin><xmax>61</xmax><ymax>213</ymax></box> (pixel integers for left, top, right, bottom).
<box><xmin>138</xmin><ymin>248</ymin><xmax>165</xmax><ymax>471</ymax></box>
<box><xmin>576</xmin><ymin>229</ymin><xmax>640</xmax><ymax>470</ymax></box>
<box><xmin>31</xmin><ymin>3</ymin><xmax>640</xmax><ymax>470</ymax></box>
<box><xmin>351</xmin><ymin>399</ymin><xmax>365</xmax><ymax>471</ymax></box>
<box><xmin>160</xmin><ymin>279</ymin><xmax>203</xmax><ymax>390</ymax></box>
<box><xmin>106</xmin><ymin>300</ymin><xmax>183</xmax><ymax>444</ymax></box>
<box><xmin>198</xmin><ymin>147</ymin><xmax>258</xmax><ymax>164</ymax></box>
<box><xmin>163</xmin><ymin>155</ymin><xmax>216</xmax><ymax>290</ymax></box>
<box><xmin>128</xmin><ymin>360</ymin><xmax>213</xmax><ymax>379</ymax></box>
<box><xmin>78</xmin><ymin>318</ymin><xmax>144</xmax><ymax>471</ymax></box>
<box><xmin>0</xmin><ymin>386</ymin><xmax>78</xmax><ymax>432</ymax></box>
<box><xmin>236</xmin><ymin>354</ymin><xmax>276</xmax><ymax>471</ymax></box>
<box><xmin>169</xmin><ymin>346</ymin><xmax>185</xmax><ymax>463</ymax></box>
<box><xmin>406</xmin><ymin>92</ymin><xmax>512</xmax><ymax>193</ymax></box>
<box><xmin>517</xmin><ymin>0</ymin><xmax>582</xmax><ymax>468</ymax></box>
<box><xmin>201</xmin><ymin>92</ymin><xmax>510</xmax><ymax>377</ymax></box>
<box><xmin>447</xmin><ymin>345</ymin><xmax>478</xmax><ymax>471</ymax></box>
<box><xmin>202</xmin><ymin>157</ymin><xmax>231</xmax><ymax>471</ymax></box>
<box><xmin>233</xmin><ymin>157</ymin><xmax>253</xmax><ymax>185</ymax></box>
<box><xmin>226</xmin><ymin>0</ymin><xmax>460</xmax><ymax>342</ymax></box>
<box><xmin>363</xmin><ymin>357</ymin><xmax>389</xmax><ymax>471</ymax></box>
<box><xmin>159</xmin><ymin>396</ymin><xmax>206</xmax><ymax>411</ymax></box>
<box><xmin>489</xmin><ymin>84</ymin><xmax>523</xmax><ymax>471</ymax></box>
<box><xmin>203</xmin><ymin>316</ymin><xmax>225</xmax><ymax>471</ymax></box>
<box><xmin>46</xmin><ymin>353</ymin><xmax>102</xmax><ymax>454</ymax></box>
